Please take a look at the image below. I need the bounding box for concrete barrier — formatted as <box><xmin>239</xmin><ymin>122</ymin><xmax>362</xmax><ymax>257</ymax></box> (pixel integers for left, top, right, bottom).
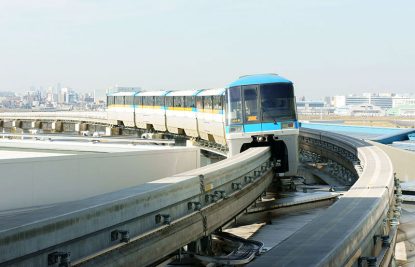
<box><xmin>0</xmin><ymin>147</ymin><xmax>272</xmax><ymax>267</ymax></box>
<box><xmin>0</xmin><ymin>147</ymin><xmax>200</xmax><ymax>211</ymax></box>
<box><xmin>368</xmin><ymin>140</ymin><xmax>415</xmax><ymax>182</ymax></box>
<box><xmin>250</xmin><ymin>128</ymin><xmax>396</xmax><ymax>267</ymax></box>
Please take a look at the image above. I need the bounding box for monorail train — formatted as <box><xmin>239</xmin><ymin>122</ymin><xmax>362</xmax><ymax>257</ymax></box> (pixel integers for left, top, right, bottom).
<box><xmin>107</xmin><ymin>74</ymin><xmax>299</xmax><ymax>176</ymax></box>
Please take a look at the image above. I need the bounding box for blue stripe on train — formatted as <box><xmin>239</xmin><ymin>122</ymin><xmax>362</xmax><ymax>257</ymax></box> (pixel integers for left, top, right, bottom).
<box><xmin>244</xmin><ymin>123</ymin><xmax>262</xmax><ymax>133</ymax></box>
<box><xmin>225</xmin><ymin>121</ymin><xmax>297</xmax><ymax>134</ymax></box>
<box><xmin>261</xmin><ymin>122</ymin><xmax>282</xmax><ymax>131</ymax></box>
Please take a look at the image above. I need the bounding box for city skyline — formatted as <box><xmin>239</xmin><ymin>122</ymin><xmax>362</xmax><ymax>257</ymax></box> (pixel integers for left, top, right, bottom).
<box><xmin>0</xmin><ymin>0</ymin><xmax>414</xmax><ymax>98</ymax></box>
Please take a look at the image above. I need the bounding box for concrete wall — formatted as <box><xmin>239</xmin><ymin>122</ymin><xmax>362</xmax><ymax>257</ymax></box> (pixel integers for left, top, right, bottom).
<box><xmin>368</xmin><ymin>140</ymin><xmax>415</xmax><ymax>182</ymax></box>
<box><xmin>0</xmin><ymin>147</ymin><xmax>200</xmax><ymax>211</ymax></box>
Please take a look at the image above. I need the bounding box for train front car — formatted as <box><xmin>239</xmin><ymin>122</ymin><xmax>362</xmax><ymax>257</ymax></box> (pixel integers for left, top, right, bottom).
<box><xmin>225</xmin><ymin>74</ymin><xmax>299</xmax><ymax>176</ymax></box>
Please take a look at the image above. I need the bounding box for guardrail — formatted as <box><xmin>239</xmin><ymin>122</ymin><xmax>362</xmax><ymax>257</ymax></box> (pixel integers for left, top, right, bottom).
<box><xmin>0</xmin><ymin>147</ymin><xmax>273</xmax><ymax>267</ymax></box>
<box><xmin>0</xmin><ymin>111</ymin><xmax>107</xmax><ymax>123</ymax></box>
<box><xmin>0</xmin><ymin>133</ymin><xmax>174</xmax><ymax>145</ymax></box>
<box><xmin>250</xmin><ymin>128</ymin><xmax>398</xmax><ymax>267</ymax></box>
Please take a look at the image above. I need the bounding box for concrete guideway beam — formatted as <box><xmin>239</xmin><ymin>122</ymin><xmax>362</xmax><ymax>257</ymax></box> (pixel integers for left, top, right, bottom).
<box><xmin>0</xmin><ymin>147</ymin><xmax>272</xmax><ymax>267</ymax></box>
<box><xmin>73</xmin><ymin>169</ymin><xmax>273</xmax><ymax>267</ymax></box>
<box><xmin>249</xmin><ymin>128</ymin><xmax>397</xmax><ymax>267</ymax></box>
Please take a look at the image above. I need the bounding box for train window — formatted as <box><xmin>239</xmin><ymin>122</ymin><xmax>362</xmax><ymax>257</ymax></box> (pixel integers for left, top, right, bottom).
<box><xmin>196</xmin><ymin>96</ymin><xmax>203</xmax><ymax>110</ymax></box>
<box><xmin>134</xmin><ymin>96</ymin><xmax>142</xmax><ymax>106</ymax></box>
<box><xmin>242</xmin><ymin>85</ymin><xmax>259</xmax><ymax>123</ymax></box>
<box><xmin>224</xmin><ymin>94</ymin><xmax>228</xmax><ymax>116</ymax></box>
<box><xmin>173</xmin><ymin>96</ymin><xmax>184</xmax><ymax>107</ymax></box>
<box><xmin>165</xmin><ymin>96</ymin><xmax>173</xmax><ymax>107</ymax></box>
<box><xmin>260</xmin><ymin>83</ymin><xmax>296</xmax><ymax>122</ymax></box>
<box><xmin>213</xmin><ymin>95</ymin><xmax>223</xmax><ymax>110</ymax></box>
<box><xmin>143</xmin><ymin>96</ymin><xmax>154</xmax><ymax>107</ymax></box>
<box><xmin>107</xmin><ymin>96</ymin><xmax>114</xmax><ymax>105</ymax></box>
<box><xmin>227</xmin><ymin>86</ymin><xmax>242</xmax><ymax>124</ymax></box>
<box><xmin>203</xmin><ymin>96</ymin><xmax>213</xmax><ymax>111</ymax></box>
<box><xmin>155</xmin><ymin>96</ymin><xmax>165</xmax><ymax>107</ymax></box>
<box><xmin>125</xmin><ymin>96</ymin><xmax>134</xmax><ymax>105</ymax></box>
<box><xmin>185</xmin><ymin>96</ymin><xmax>196</xmax><ymax>108</ymax></box>
<box><xmin>115</xmin><ymin>96</ymin><xmax>125</xmax><ymax>105</ymax></box>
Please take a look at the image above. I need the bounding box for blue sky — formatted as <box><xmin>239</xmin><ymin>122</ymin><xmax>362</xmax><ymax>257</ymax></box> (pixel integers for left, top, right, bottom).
<box><xmin>0</xmin><ymin>0</ymin><xmax>414</xmax><ymax>98</ymax></box>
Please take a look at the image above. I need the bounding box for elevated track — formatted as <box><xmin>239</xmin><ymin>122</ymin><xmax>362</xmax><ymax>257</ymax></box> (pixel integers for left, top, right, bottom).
<box><xmin>0</xmin><ymin>113</ymin><xmax>400</xmax><ymax>267</ymax></box>
<box><xmin>250</xmin><ymin>129</ymin><xmax>398</xmax><ymax>266</ymax></box>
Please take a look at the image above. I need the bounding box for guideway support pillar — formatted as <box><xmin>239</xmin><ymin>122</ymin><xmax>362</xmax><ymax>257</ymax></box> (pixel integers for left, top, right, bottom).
<box><xmin>29</xmin><ymin>120</ymin><xmax>42</xmax><ymax>129</ymax></box>
<box><xmin>52</xmin><ymin>121</ymin><xmax>63</xmax><ymax>132</ymax></box>
<box><xmin>188</xmin><ymin>235</ymin><xmax>212</xmax><ymax>255</ymax></box>
<box><xmin>105</xmin><ymin>126</ymin><xmax>121</xmax><ymax>136</ymax></box>
<box><xmin>74</xmin><ymin>122</ymin><xmax>89</xmax><ymax>132</ymax></box>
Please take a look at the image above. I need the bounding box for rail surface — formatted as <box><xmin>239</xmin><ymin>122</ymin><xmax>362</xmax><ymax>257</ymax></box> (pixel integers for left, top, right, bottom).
<box><xmin>0</xmin><ymin>147</ymin><xmax>273</xmax><ymax>267</ymax></box>
<box><xmin>250</xmin><ymin>128</ymin><xmax>397</xmax><ymax>267</ymax></box>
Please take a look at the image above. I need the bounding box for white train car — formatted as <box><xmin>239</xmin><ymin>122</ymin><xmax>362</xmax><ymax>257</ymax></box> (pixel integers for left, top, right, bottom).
<box><xmin>165</xmin><ymin>90</ymin><xmax>200</xmax><ymax>137</ymax></box>
<box><xmin>135</xmin><ymin>91</ymin><xmax>169</xmax><ymax>132</ymax></box>
<box><xmin>196</xmin><ymin>88</ymin><xmax>226</xmax><ymax>145</ymax></box>
<box><xmin>106</xmin><ymin>74</ymin><xmax>299</xmax><ymax>177</ymax></box>
<box><xmin>224</xmin><ymin>74</ymin><xmax>299</xmax><ymax>176</ymax></box>
<box><xmin>106</xmin><ymin>91</ymin><xmax>137</xmax><ymax>127</ymax></box>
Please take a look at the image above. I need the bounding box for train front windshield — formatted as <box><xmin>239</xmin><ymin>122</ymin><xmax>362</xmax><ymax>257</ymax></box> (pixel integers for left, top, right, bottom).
<box><xmin>226</xmin><ymin>83</ymin><xmax>297</xmax><ymax>126</ymax></box>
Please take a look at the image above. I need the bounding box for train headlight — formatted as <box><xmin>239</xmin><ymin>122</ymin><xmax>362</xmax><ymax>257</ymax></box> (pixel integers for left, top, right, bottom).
<box><xmin>229</xmin><ymin>125</ymin><xmax>243</xmax><ymax>133</ymax></box>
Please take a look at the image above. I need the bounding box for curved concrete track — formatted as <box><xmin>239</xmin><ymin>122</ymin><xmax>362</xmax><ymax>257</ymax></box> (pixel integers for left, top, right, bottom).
<box><xmin>249</xmin><ymin>128</ymin><xmax>397</xmax><ymax>267</ymax></box>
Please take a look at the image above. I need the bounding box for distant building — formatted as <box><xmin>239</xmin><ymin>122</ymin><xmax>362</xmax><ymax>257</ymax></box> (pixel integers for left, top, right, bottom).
<box><xmin>334</xmin><ymin>104</ymin><xmax>385</xmax><ymax>116</ymax></box>
<box><xmin>345</xmin><ymin>95</ymin><xmax>370</xmax><ymax>106</ymax></box>
<box><xmin>392</xmin><ymin>97</ymin><xmax>415</xmax><ymax>108</ymax></box>
<box><xmin>296</xmin><ymin>100</ymin><xmax>330</xmax><ymax>115</ymax></box>
<box><xmin>332</xmin><ymin>93</ymin><xmax>395</xmax><ymax>110</ymax></box>
<box><xmin>58</xmin><ymin>88</ymin><xmax>68</xmax><ymax>104</ymax></box>
<box><xmin>332</xmin><ymin>95</ymin><xmax>346</xmax><ymax>108</ymax></box>
<box><xmin>388</xmin><ymin>96</ymin><xmax>415</xmax><ymax>116</ymax></box>
<box><xmin>369</xmin><ymin>95</ymin><xmax>393</xmax><ymax>109</ymax></box>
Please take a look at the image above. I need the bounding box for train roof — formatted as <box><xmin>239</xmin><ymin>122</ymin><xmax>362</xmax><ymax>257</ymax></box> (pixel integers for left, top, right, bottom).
<box><xmin>228</xmin><ymin>74</ymin><xmax>292</xmax><ymax>87</ymax></box>
<box><xmin>107</xmin><ymin>91</ymin><xmax>139</xmax><ymax>96</ymax></box>
<box><xmin>166</xmin><ymin>90</ymin><xmax>200</xmax><ymax>96</ymax></box>
<box><xmin>197</xmin><ymin>88</ymin><xmax>226</xmax><ymax>96</ymax></box>
<box><xmin>137</xmin><ymin>90</ymin><xmax>170</xmax><ymax>96</ymax></box>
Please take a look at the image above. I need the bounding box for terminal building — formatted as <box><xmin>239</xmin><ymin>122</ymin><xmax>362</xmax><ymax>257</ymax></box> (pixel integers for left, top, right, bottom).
<box><xmin>296</xmin><ymin>100</ymin><xmax>329</xmax><ymax>115</ymax></box>
<box><xmin>340</xmin><ymin>93</ymin><xmax>394</xmax><ymax>109</ymax></box>
<box><xmin>330</xmin><ymin>93</ymin><xmax>415</xmax><ymax>116</ymax></box>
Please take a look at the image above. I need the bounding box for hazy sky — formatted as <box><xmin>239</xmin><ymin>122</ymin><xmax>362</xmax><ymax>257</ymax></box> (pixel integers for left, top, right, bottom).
<box><xmin>0</xmin><ymin>0</ymin><xmax>414</xmax><ymax>98</ymax></box>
